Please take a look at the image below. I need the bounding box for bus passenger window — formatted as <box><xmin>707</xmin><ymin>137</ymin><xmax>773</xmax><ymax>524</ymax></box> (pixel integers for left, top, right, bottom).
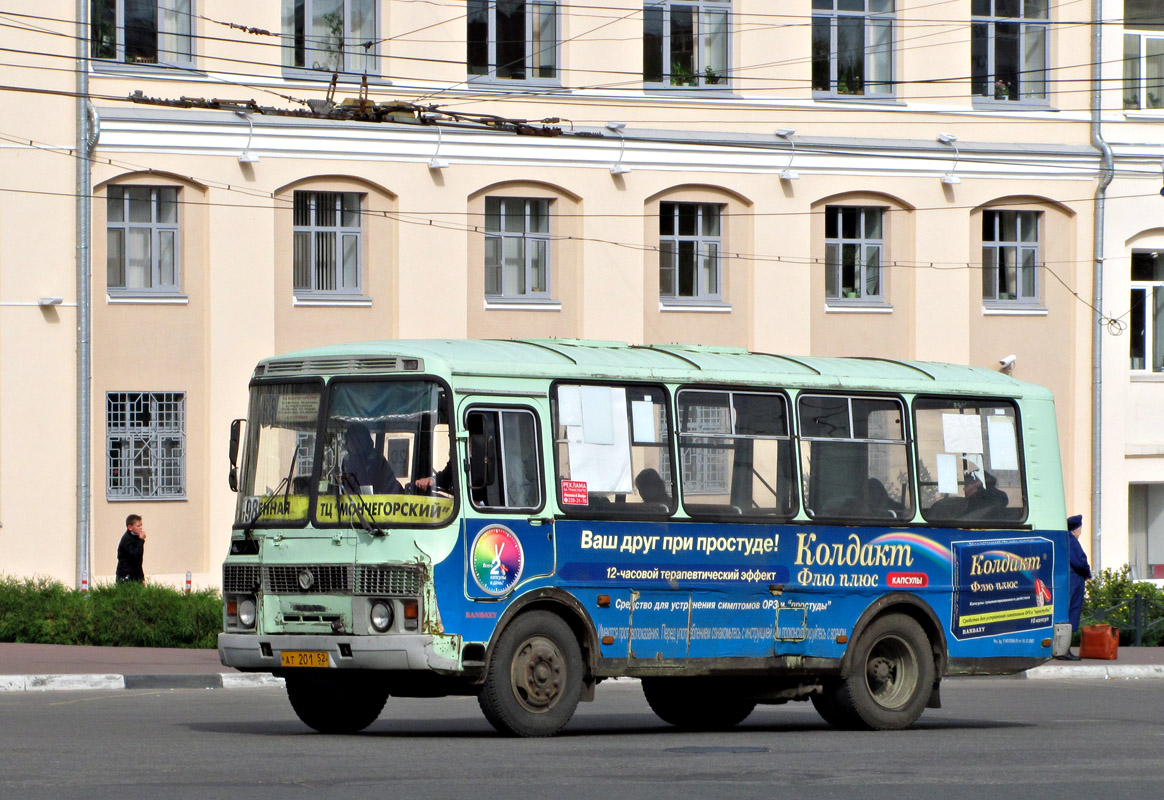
<box><xmin>464</xmin><ymin>409</ymin><xmax>542</xmax><ymax>512</ymax></box>
<box><xmin>678</xmin><ymin>389</ymin><xmax>796</xmax><ymax>519</ymax></box>
<box><xmin>553</xmin><ymin>384</ymin><xmax>675</xmax><ymax>515</ymax></box>
<box><xmin>798</xmin><ymin>395</ymin><xmax>913</xmax><ymax>523</ymax></box>
<box><xmin>914</xmin><ymin>399</ymin><xmax>1025</xmax><ymax>525</ymax></box>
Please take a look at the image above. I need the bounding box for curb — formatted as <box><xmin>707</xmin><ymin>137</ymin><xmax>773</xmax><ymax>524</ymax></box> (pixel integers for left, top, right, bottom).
<box><xmin>0</xmin><ymin>673</ymin><xmax>284</xmax><ymax>693</ymax></box>
<box><xmin>1021</xmin><ymin>664</ymin><xmax>1164</xmax><ymax>680</ymax></box>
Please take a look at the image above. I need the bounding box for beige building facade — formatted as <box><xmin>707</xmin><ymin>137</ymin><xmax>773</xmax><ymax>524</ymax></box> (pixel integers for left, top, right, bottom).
<box><xmin>0</xmin><ymin>1</ymin><xmax>1133</xmax><ymax>589</ymax></box>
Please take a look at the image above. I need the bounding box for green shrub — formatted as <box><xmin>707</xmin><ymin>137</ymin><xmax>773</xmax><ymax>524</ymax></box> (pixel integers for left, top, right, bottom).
<box><xmin>1083</xmin><ymin>565</ymin><xmax>1164</xmax><ymax>647</ymax></box>
<box><xmin>0</xmin><ymin>577</ymin><xmax>221</xmax><ymax>648</ymax></box>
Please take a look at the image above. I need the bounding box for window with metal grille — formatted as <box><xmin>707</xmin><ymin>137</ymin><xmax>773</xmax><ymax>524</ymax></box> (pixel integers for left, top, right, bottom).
<box><xmin>293</xmin><ymin>191</ymin><xmax>363</xmax><ymax>296</ymax></box>
<box><xmin>106</xmin><ymin>185</ymin><xmax>180</xmax><ymax>293</ymax></box>
<box><xmin>106</xmin><ymin>392</ymin><xmax>186</xmax><ymax>499</ymax></box>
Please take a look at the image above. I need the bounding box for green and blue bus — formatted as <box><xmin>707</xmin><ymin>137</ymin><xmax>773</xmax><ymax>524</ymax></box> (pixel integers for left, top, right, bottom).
<box><xmin>219</xmin><ymin>338</ymin><xmax>1072</xmax><ymax>736</ymax></box>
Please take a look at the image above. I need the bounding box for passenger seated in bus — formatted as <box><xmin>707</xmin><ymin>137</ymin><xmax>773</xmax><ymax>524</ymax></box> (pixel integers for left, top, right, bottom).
<box><xmin>862</xmin><ymin>478</ymin><xmax>901</xmax><ymax>519</ymax></box>
<box><xmin>343</xmin><ymin>423</ymin><xmax>404</xmax><ymax>495</ymax></box>
<box><xmin>635</xmin><ymin>468</ymin><xmax>670</xmax><ymax>507</ymax></box>
<box><xmin>963</xmin><ymin>467</ymin><xmax>1008</xmax><ymax>517</ymax></box>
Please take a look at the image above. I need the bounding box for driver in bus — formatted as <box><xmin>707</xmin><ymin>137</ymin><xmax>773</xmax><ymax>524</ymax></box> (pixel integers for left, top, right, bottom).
<box><xmin>343</xmin><ymin>423</ymin><xmax>405</xmax><ymax>495</ymax></box>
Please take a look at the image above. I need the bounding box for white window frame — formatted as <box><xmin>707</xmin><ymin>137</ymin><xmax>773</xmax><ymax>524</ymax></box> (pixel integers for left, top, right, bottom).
<box><xmin>1130</xmin><ymin>250</ymin><xmax>1164</xmax><ymax>372</ymax></box>
<box><xmin>90</xmin><ymin>0</ymin><xmax>194</xmax><ymax>67</ymax></box>
<box><xmin>292</xmin><ymin>191</ymin><xmax>364</xmax><ymax>298</ymax></box>
<box><xmin>824</xmin><ymin>206</ymin><xmax>885</xmax><ymax>302</ymax></box>
<box><xmin>971</xmin><ymin>0</ymin><xmax>1048</xmax><ymax>104</ymax></box>
<box><xmin>982</xmin><ymin>209</ymin><xmax>1040</xmax><ymax>304</ymax></box>
<box><xmin>106</xmin><ymin>185</ymin><xmax>181</xmax><ymax>295</ymax></box>
<box><xmin>467</xmin><ymin>0</ymin><xmax>559</xmax><ymax>84</ymax></box>
<box><xmin>659</xmin><ymin>201</ymin><xmax>723</xmax><ymax>304</ymax></box>
<box><xmin>282</xmin><ymin>0</ymin><xmax>379</xmax><ymax>78</ymax></box>
<box><xmin>485</xmin><ymin>197</ymin><xmax>552</xmax><ymax>301</ymax></box>
<box><xmin>811</xmin><ymin>0</ymin><xmax>895</xmax><ymax>98</ymax></box>
<box><xmin>106</xmin><ymin>391</ymin><xmax>186</xmax><ymax>500</ymax></box>
<box><xmin>643</xmin><ymin>0</ymin><xmax>731</xmax><ymax>89</ymax></box>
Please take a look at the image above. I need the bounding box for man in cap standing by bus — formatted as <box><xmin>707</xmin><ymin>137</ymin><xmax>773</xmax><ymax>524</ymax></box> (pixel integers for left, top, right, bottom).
<box><xmin>1057</xmin><ymin>514</ymin><xmax>1091</xmax><ymax>660</ymax></box>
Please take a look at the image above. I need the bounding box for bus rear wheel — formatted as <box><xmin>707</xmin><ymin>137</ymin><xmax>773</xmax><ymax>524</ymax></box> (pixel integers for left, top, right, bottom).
<box><xmin>478</xmin><ymin>611</ymin><xmax>583</xmax><ymax>737</ymax></box>
<box><xmin>642</xmin><ymin>678</ymin><xmax>756</xmax><ymax>731</ymax></box>
<box><xmin>816</xmin><ymin>613</ymin><xmax>934</xmax><ymax>731</ymax></box>
<box><xmin>285</xmin><ymin>672</ymin><xmax>388</xmax><ymax>734</ymax></box>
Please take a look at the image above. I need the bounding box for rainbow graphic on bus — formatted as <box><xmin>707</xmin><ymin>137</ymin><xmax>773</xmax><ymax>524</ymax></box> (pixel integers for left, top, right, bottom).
<box><xmin>470</xmin><ymin>525</ymin><xmax>524</xmax><ymax>596</ymax></box>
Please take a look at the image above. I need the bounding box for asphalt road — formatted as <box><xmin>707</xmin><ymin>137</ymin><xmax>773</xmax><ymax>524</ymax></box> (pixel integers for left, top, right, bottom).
<box><xmin>2</xmin><ymin>677</ymin><xmax>1161</xmax><ymax>800</ymax></box>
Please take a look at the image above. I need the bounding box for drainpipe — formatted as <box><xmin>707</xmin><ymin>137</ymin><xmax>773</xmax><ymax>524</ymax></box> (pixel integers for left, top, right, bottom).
<box><xmin>1090</xmin><ymin>0</ymin><xmax>1114</xmax><ymax>572</ymax></box>
<box><xmin>76</xmin><ymin>0</ymin><xmax>92</xmax><ymax>589</ymax></box>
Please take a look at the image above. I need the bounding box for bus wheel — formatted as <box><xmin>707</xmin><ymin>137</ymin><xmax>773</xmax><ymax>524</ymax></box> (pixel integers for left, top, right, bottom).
<box><xmin>478</xmin><ymin>611</ymin><xmax>583</xmax><ymax>737</ymax></box>
<box><xmin>642</xmin><ymin>678</ymin><xmax>756</xmax><ymax>731</ymax></box>
<box><xmin>285</xmin><ymin>672</ymin><xmax>388</xmax><ymax>734</ymax></box>
<box><xmin>831</xmin><ymin>613</ymin><xmax>934</xmax><ymax>731</ymax></box>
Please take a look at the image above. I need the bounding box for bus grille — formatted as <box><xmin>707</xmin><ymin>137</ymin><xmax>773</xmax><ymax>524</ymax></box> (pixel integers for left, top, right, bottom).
<box><xmin>265</xmin><ymin>565</ymin><xmax>352</xmax><ymax>594</ymax></box>
<box><xmin>222</xmin><ymin>564</ymin><xmax>260</xmax><ymax>593</ymax></box>
<box><xmin>258</xmin><ymin>356</ymin><xmax>421</xmax><ymax>377</ymax></box>
<box><xmin>356</xmin><ymin>565</ymin><xmax>421</xmax><ymax>596</ymax></box>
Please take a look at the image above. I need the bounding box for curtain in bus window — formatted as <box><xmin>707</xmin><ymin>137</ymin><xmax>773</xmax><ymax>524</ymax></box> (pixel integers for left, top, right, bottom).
<box><xmin>915</xmin><ymin>398</ymin><xmax>1025</xmax><ymax>524</ymax></box>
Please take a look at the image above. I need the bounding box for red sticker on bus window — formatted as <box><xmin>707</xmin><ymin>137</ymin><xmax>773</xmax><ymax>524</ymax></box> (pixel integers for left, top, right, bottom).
<box><xmin>561</xmin><ymin>480</ymin><xmax>588</xmax><ymax>505</ymax></box>
<box><xmin>887</xmin><ymin>573</ymin><xmax>929</xmax><ymax>589</ymax></box>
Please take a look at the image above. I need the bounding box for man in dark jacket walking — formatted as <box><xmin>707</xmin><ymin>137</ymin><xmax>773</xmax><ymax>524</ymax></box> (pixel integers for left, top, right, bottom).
<box><xmin>1058</xmin><ymin>514</ymin><xmax>1091</xmax><ymax>660</ymax></box>
<box><xmin>116</xmin><ymin>514</ymin><xmax>146</xmax><ymax>583</ymax></box>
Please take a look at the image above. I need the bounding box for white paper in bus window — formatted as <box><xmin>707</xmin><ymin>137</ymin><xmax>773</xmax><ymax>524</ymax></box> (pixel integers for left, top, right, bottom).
<box><xmin>566</xmin><ymin>425</ymin><xmax>584</xmax><ymax>443</ymax></box>
<box><xmin>936</xmin><ymin>453</ymin><xmax>959</xmax><ymax>494</ymax></box>
<box><xmin>942</xmin><ymin>413</ymin><xmax>983</xmax><ymax>455</ymax></box>
<box><xmin>567</xmin><ymin>387</ymin><xmax>632</xmax><ymax>493</ymax></box>
<box><xmin>580</xmin><ymin>386</ymin><xmax>615</xmax><ymax>445</ymax></box>
<box><xmin>558</xmin><ymin>385</ymin><xmax>583</xmax><ymax>427</ymax></box>
<box><xmin>987</xmin><ymin>416</ymin><xmax>1019</xmax><ymax>471</ymax></box>
<box><xmin>631</xmin><ymin>399</ymin><xmax>658</xmax><ymax>443</ymax></box>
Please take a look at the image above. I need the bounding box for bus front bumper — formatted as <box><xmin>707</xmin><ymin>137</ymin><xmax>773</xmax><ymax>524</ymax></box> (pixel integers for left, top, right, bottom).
<box><xmin>218</xmin><ymin>632</ymin><xmax>459</xmax><ymax>673</ymax></box>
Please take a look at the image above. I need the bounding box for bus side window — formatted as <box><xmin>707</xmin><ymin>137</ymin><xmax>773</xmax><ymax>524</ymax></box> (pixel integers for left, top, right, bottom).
<box><xmin>798</xmin><ymin>394</ymin><xmax>913</xmax><ymax>523</ymax></box>
<box><xmin>464</xmin><ymin>408</ymin><xmax>542</xmax><ymax>512</ymax></box>
<box><xmin>914</xmin><ymin>398</ymin><xmax>1025</xmax><ymax>525</ymax></box>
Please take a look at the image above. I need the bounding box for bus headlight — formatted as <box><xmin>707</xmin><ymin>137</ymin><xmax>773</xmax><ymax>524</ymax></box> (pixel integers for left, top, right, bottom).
<box><xmin>238</xmin><ymin>598</ymin><xmax>257</xmax><ymax>629</ymax></box>
<box><xmin>370</xmin><ymin>600</ymin><xmax>394</xmax><ymax>633</ymax></box>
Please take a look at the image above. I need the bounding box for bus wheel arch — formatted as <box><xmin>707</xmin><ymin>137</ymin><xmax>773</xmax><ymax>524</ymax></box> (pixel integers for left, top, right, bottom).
<box><xmin>842</xmin><ymin>593</ymin><xmax>947</xmax><ymax>684</ymax></box>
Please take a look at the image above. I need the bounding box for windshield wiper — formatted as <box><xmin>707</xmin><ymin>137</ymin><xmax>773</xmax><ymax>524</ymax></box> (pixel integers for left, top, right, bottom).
<box><xmin>240</xmin><ymin>452</ymin><xmax>299</xmax><ymax>540</ymax></box>
<box><xmin>330</xmin><ymin>467</ymin><xmax>387</xmax><ymax>537</ymax></box>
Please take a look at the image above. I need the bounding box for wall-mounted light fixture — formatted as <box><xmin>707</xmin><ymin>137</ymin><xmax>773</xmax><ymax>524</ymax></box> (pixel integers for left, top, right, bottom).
<box><xmin>423</xmin><ymin>114</ymin><xmax>449</xmax><ymax>170</ymax></box>
<box><xmin>938</xmin><ymin>133</ymin><xmax>960</xmax><ymax>184</ymax></box>
<box><xmin>607</xmin><ymin>122</ymin><xmax>631</xmax><ymax>175</ymax></box>
<box><xmin>235</xmin><ymin>111</ymin><xmax>259</xmax><ymax>163</ymax></box>
<box><xmin>776</xmin><ymin>129</ymin><xmax>799</xmax><ymax>181</ymax></box>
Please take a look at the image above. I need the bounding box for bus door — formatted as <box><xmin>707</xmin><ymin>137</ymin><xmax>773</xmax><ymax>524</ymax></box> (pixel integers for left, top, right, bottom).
<box><xmin>460</xmin><ymin>406</ymin><xmax>555</xmax><ymax>601</ymax></box>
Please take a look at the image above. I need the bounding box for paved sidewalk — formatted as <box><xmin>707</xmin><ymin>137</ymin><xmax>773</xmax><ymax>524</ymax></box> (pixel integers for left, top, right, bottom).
<box><xmin>2</xmin><ymin>642</ymin><xmax>1162</xmax><ymax>692</ymax></box>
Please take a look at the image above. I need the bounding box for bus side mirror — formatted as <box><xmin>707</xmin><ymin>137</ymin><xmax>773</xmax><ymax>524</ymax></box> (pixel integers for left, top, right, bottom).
<box><xmin>468</xmin><ymin>432</ymin><xmax>497</xmax><ymax>490</ymax></box>
<box><xmin>228</xmin><ymin>418</ymin><xmax>244</xmax><ymax>493</ymax></box>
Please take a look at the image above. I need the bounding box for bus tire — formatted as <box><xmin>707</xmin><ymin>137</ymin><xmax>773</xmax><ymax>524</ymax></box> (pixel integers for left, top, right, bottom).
<box><xmin>642</xmin><ymin>678</ymin><xmax>756</xmax><ymax>731</ymax></box>
<box><xmin>810</xmin><ymin>684</ymin><xmax>856</xmax><ymax>729</ymax></box>
<box><xmin>832</xmin><ymin>612</ymin><xmax>934</xmax><ymax>731</ymax></box>
<box><xmin>285</xmin><ymin>672</ymin><xmax>388</xmax><ymax>734</ymax></box>
<box><xmin>478</xmin><ymin>611</ymin><xmax>583</xmax><ymax>738</ymax></box>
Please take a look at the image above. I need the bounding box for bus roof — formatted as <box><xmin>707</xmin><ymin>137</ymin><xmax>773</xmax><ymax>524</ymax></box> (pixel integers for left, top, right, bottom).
<box><xmin>258</xmin><ymin>338</ymin><xmax>1051</xmax><ymax>400</ymax></box>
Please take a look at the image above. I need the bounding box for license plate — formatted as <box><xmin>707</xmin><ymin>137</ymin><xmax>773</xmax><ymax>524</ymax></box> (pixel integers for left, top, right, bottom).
<box><xmin>280</xmin><ymin>650</ymin><xmax>330</xmax><ymax>668</ymax></box>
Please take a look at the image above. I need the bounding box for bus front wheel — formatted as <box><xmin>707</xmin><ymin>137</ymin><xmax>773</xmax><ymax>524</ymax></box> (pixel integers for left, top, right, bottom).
<box><xmin>478</xmin><ymin>611</ymin><xmax>583</xmax><ymax>737</ymax></box>
<box><xmin>815</xmin><ymin>612</ymin><xmax>934</xmax><ymax>731</ymax></box>
<box><xmin>285</xmin><ymin>672</ymin><xmax>388</xmax><ymax>734</ymax></box>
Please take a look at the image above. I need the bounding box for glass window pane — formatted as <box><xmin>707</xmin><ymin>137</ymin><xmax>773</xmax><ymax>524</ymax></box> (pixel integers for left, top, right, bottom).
<box><xmin>529</xmin><ymin>199</ymin><xmax>549</xmax><ymax>233</ymax></box>
<box><xmin>1132</xmin><ymin>251</ymin><xmax>1164</xmax><ymax>282</ymax></box>
<box><xmin>865</xmin><ymin>246</ymin><xmax>881</xmax><ymax>297</ymax></box>
<box><xmin>485</xmin><ymin>197</ymin><xmax>502</xmax><ymax>231</ymax></box>
<box><xmin>1147</xmin><ymin>38</ymin><xmax>1164</xmax><ymax>109</ymax></box>
<box><xmin>983</xmin><ymin>210</ymin><xmax>997</xmax><ymax>241</ymax></box>
<box><xmin>125</xmin><ymin>0</ymin><xmax>159</xmax><ymax>64</ymax></box>
<box><xmin>1000</xmin><ymin>211</ymin><xmax>1018</xmax><ymax>242</ymax></box>
<box><xmin>496</xmin><ymin>0</ymin><xmax>527</xmax><ymax>80</ymax></box>
<box><xmin>864</xmin><ymin>208</ymin><xmax>882</xmax><ymax>239</ymax></box>
<box><xmin>1126</xmin><ymin>35</ymin><xmax>1143</xmax><ymax>109</ymax></box>
<box><xmin>504</xmin><ymin>200</ymin><xmax>525</xmax><ymax>233</ymax></box>
<box><xmin>1024</xmin><ymin>0</ymin><xmax>1047</xmax><ymax>19</ymax></box>
<box><xmin>841</xmin><ymin>243</ymin><xmax>859</xmax><ymax>294</ymax></box>
<box><xmin>485</xmin><ymin>236</ymin><xmax>502</xmax><ymax>294</ymax></box>
<box><xmin>349</xmin><ymin>0</ymin><xmax>376</xmax><ymax>73</ymax></box>
<box><xmin>158</xmin><ymin>0</ymin><xmax>192</xmax><ymax>63</ymax></box>
<box><xmin>294</xmin><ymin>231</ymin><xmax>311</xmax><ymax>289</ymax></box>
<box><xmin>308</xmin><ymin>0</ymin><xmax>344</xmax><ymax>73</ymax></box>
<box><xmin>995</xmin><ymin>21</ymin><xmax>1020</xmax><ymax>100</ymax></box>
<box><xmin>867</xmin><ymin>18</ymin><xmax>892</xmax><ymax>93</ymax></box>
<box><xmin>1022</xmin><ymin>24</ymin><xmax>1046</xmax><ymax>99</ymax></box>
<box><xmin>107</xmin><ymin>229</ymin><xmax>124</xmax><ymax>287</ymax></box>
<box><xmin>701</xmin><ymin>205</ymin><xmax>720</xmax><ymax>237</ymax></box>
<box><xmin>799</xmin><ymin>395</ymin><xmax>850</xmax><ymax>439</ymax></box>
<box><xmin>1019</xmin><ymin>211</ymin><xmax>1037</xmax><ymax>242</ymax></box>
<box><xmin>677</xmin><ymin>203</ymin><xmax>697</xmax><ymax>236</ymax></box>
<box><xmin>971</xmin><ymin>22</ymin><xmax>989</xmax><ymax>96</ymax></box>
<box><xmin>1021</xmin><ymin>248</ymin><xmax>1036</xmax><ymax>298</ymax></box>
<box><xmin>1153</xmin><ymin>287</ymin><xmax>1164</xmax><ymax>372</ymax></box>
<box><xmin>467</xmin><ymin>0</ymin><xmax>489</xmax><ymax>75</ymax></box>
<box><xmin>1131</xmin><ymin>288</ymin><xmax>1147</xmax><ymax>369</ymax></box>
<box><xmin>158</xmin><ymin>230</ymin><xmax>175</xmax><ymax>286</ymax></box>
<box><xmin>315</xmin><ymin>192</ymin><xmax>337</xmax><ymax>228</ymax></box>
<box><xmin>107</xmin><ymin>186</ymin><xmax>124</xmax><ymax>222</ymax></box>
<box><xmin>999</xmin><ymin>246</ymin><xmax>1017</xmax><ymax>299</ymax></box>
<box><xmin>670</xmin><ymin>6</ymin><xmax>695</xmax><ymax>86</ymax></box>
<box><xmin>293</xmin><ymin>191</ymin><xmax>311</xmax><ymax>227</ymax></box>
<box><xmin>825</xmin><ymin>207</ymin><xmax>838</xmax><ymax>239</ymax></box>
<box><xmin>703</xmin><ymin>10</ymin><xmax>728</xmax><ymax>85</ymax></box>
<box><xmin>837</xmin><ymin>16</ymin><xmax>864</xmax><ymax>94</ymax></box>
<box><xmin>659</xmin><ymin>241</ymin><xmax>676</xmax><ymax>296</ymax></box>
<box><xmin>532</xmin><ymin>239</ymin><xmax>548</xmax><ymax>293</ymax></box>
<box><xmin>812</xmin><ymin>16</ymin><xmax>831</xmax><ymax>92</ymax></box>
<box><xmin>825</xmin><ymin>243</ymin><xmax>839</xmax><ymax>297</ymax></box>
<box><xmin>532</xmin><ymin>2</ymin><xmax>557</xmax><ymax>79</ymax></box>
<box><xmin>156</xmin><ymin>187</ymin><xmax>178</xmax><ymax>224</ymax></box>
<box><xmin>92</xmin><ymin>0</ymin><xmax>117</xmax><ymax>59</ymax></box>
<box><xmin>983</xmin><ymin>247</ymin><xmax>997</xmax><ymax>299</ymax></box>
<box><xmin>126</xmin><ymin>187</ymin><xmax>151</xmax><ymax>223</ymax></box>
<box><xmin>841</xmin><ymin>207</ymin><xmax>858</xmax><ymax>239</ymax></box>
<box><xmin>701</xmin><ymin>243</ymin><xmax>718</xmax><ymax>296</ymax></box>
<box><xmin>838</xmin><ymin>0</ymin><xmax>863</xmax><ymax>10</ymax></box>
<box><xmin>127</xmin><ymin>228</ymin><xmax>151</xmax><ymax>289</ymax></box>
<box><xmin>677</xmin><ymin>241</ymin><xmax>696</xmax><ymax>296</ymax></box>
<box><xmin>660</xmin><ymin>202</ymin><xmax>675</xmax><ymax>236</ymax></box>
<box><xmin>342</xmin><ymin>193</ymin><xmax>361</xmax><ymax>228</ymax></box>
<box><xmin>644</xmin><ymin>6</ymin><xmax>663</xmax><ymax>82</ymax></box>
<box><xmin>503</xmin><ymin>236</ymin><xmax>525</xmax><ymax>295</ymax></box>
<box><xmin>1127</xmin><ymin>0</ymin><xmax>1164</xmax><ymax>31</ymax></box>
<box><xmin>342</xmin><ymin>233</ymin><xmax>359</xmax><ymax>289</ymax></box>
<box><xmin>997</xmin><ymin>0</ymin><xmax>1019</xmax><ymax>17</ymax></box>
<box><xmin>315</xmin><ymin>231</ymin><xmax>336</xmax><ymax>291</ymax></box>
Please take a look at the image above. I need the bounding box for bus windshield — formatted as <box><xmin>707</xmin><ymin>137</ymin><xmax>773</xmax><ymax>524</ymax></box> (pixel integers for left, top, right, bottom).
<box><xmin>235</xmin><ymin>382</ymin><xmax>321</xmax><ymax>525</ymax></box>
